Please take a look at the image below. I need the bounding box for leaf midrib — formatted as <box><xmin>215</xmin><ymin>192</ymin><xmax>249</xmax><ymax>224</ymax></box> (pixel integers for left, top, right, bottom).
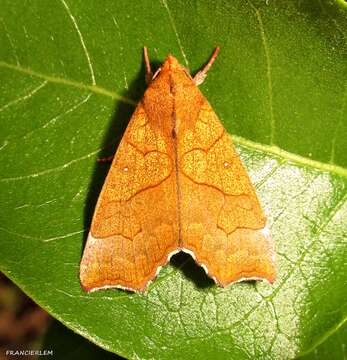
<box><xmin>1</xmin><ymin>60</ymin><xmax>347</xmax><ymax>179</ymax></box>
<box><xmin>0</xmin><ymin>61</ymin><xmax>136</xmax><ymax>105</ymax></box>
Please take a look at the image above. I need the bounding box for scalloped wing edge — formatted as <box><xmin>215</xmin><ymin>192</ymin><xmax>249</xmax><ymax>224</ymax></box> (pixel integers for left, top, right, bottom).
<box><xmin>80</xmin><ymin>223</ymin><xmax>275</xmax><ymax>293</ymax></box>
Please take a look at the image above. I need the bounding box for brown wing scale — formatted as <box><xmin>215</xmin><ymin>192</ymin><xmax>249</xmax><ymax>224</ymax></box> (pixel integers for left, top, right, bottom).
<box><xmin>80</xmin><ymin>53</ymin><xmax>276</xmax><ymax>292</ymax></box>
<box><xmin>80</xmin><ymin>100</ymin><xmax>179</xmax><ymax>292</ymax></box>
<box><xmin>171</xmin><ymin>67</ymin><xmax>275</xmax><ymax>286</ymax></box>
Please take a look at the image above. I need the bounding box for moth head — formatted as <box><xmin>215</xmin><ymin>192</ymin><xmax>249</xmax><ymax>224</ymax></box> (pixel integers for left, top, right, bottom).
<box><xmin>162</xmin><ymin>55</ymin><xmax>181</xmax><ymax>72</ymax></box>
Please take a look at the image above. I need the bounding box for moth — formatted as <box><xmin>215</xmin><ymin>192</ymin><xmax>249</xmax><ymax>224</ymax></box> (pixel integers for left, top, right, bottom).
<box><xmin>80</xmin><ymin>48</ymin><xmax>276</xmax><ymax>292</ymax></box>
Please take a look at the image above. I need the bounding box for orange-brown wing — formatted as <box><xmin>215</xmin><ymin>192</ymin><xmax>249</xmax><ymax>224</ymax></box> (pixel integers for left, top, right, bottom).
<box><xmin>178</xmin><ymin>98</ymin><xmax>276</xmax><ymax>286</ymax></box>
<box><xmin>80</xmin><ymin>102</ymin><xmax>179</xmax><ymax>292</ymax></box>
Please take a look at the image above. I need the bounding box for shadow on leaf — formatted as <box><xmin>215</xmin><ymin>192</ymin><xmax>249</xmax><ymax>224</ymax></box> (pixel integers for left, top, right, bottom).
<box><xmin>170</xmin><ymin>252</ymin><xmax>215</xmax><ymax>290</ymax></box>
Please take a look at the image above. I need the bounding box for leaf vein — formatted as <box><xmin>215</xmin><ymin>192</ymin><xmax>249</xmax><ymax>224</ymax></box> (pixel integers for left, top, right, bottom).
<box><xmin>111</xmin><ymin>15</ymin><xmax>129</xmax><ymax>90</ymax></box>
<box><xmin>0</xmin><ymin>17</ymin><xmax>20</xmax><ymax>65</ymax></box>
<box><xmin>23</xmin><ymin>93</ymin><xmax>92</xmax><ymax>139</ymax></box>
<box><xmin>1</xmin><ymin>62</ymin><xmax>346</xmax><ymax>178</ymax></box>
<box><xmin>246</xmin><ymin>0</ymin><xmax>275</xmax><ymax>145</ymax></box>
<box><xmin>160</xmin><ymin>0</ymin><xmax>190</xmax><ymax>69</ymax></box>
<box><xmin>0</xmin><ymin>147</ymin><xmax>101</xmax><ymax>182</ymax></box>
<box><xmin>0</xmin><ymin>81</ymin><xmax>47</xmax><ymax>113</ymax></box>
<box><xmin>0</xmin><ymin>225</ymin><xmax>86</xmax><ymax>243</ymax></box>
<box><xmin>59</xmin><ymin>0</ymin><xmax>96</xmax><ymax>85</ymax></box>
<box><xmin>329</xmin><ymin>86</ymin><xmax>347</xmax><ymax>164</ymax></box>
<box><xmin>0</xmin><ymin>61</ymin><xmax>136</xmax><ymax>105</ymax></box>
<box><xmin>268</xmin><ymin>192</ymin><xmax>347</xmax><ymax>301</ymax></box>
<box><xmin>297</xmin><ymin>315</ymin><xmax>347</xmax><ymax>358</ymax></box>
<box><xmin>233</xmin><ymin>135</ymin><xmax>347</xmax><ymax>179</ymax></box>
<box><xmin>42</xmin><ymin>229</ymin><xmax>87</xmax><ymax>243</ymax></box>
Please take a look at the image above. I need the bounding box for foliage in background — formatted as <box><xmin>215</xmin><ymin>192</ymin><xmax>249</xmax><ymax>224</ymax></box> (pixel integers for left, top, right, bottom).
<box><xmin>0</xmin><ymin>274</ymin><xmax>51</xmax><ymax>355</ymax></box>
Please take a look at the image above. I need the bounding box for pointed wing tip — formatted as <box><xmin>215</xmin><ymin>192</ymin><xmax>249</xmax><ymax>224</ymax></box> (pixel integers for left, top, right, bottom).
<box><xmin>79</xmin><ymin>267</ymin><xmax>148</xmax><ymax>293</ymax></box>
<box><xmin>78</xmin><ymin>254</ymin><xmax>174</xmax><ymax>294</ymax></box>
<box><xmin>79</xmin><ymin>234</ymin><xmax>181</xmax><ymax>293</ymax></box>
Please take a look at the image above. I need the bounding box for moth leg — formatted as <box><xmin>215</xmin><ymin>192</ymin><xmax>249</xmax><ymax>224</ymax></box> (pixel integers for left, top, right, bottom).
<box><xmin>152</xmin><ymin>67</ymin><xmax>161</xmax><ymax>80</ymax></box>
<box><xmin>193</xmin><ymin>47</ymin><xmax>220</xmax><ymax>86</ymax></box>
<box><xmin>97</xmin><ymin>155</ymin><xmax>114</xmax><ymax>163</ymax></box>
<box><xmin>143</xmin><ymin>47</ymin><xmax>153</xmax><ymax>85</ymax></box>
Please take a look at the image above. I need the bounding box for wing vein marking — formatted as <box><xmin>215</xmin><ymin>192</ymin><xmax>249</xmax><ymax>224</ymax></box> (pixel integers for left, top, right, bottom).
<box><xmin>132</xmin><ymin>229</ymin><xmax>139</xmax><ymax>286</ymax></box>
<box><xmin>180</xmin><ymin>129</ymin><xmax>226</xmax><ymax>157</ymax></box>
<box><xmin>171</xmin><ymin>76</ymin><xmax>182</xmax><ymax>246</ymax></box>
<box><xmin>98</xmin><ymin>229</ymin><xmax>142</xmax><ymax>241</ymax></box>
<box><xmin>155</xmin><ymin>118</ymin><xmax>168</xmax><ymax>258</ymax></box>
<box><xmin>180</xmin><ymin>170</ymin><xmax>250</xmax><ymax>197</ymax></box>
<box><xmin>125</xmin><ymin>139</ymin><xmax>172</xmax><ymax>160</ymax></box>
<box><xmin>214</xmin><ymin>121</ymin><xmax>229</xmax><ymax>243</ymax></box>
<box><xmin>128</xmin><ymin>131</ymin><xmax>139</xmax><ymax>285</ymax></box>
<box><xmin>104</xmin><ymin>167</ymin><xmax>173</xmax><ymax>205</ymax></box>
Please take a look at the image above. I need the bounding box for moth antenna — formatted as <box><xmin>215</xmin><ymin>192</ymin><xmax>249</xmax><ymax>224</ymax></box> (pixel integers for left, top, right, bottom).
<box><xmin>143</xmin><ymin>47</ymin><xmax>153</xmax><ymax>84</ymax></box>
<box><xmin>193</xmin><ymin>47</ymin><xmax>220</xmax><ymax>86</ymax></box>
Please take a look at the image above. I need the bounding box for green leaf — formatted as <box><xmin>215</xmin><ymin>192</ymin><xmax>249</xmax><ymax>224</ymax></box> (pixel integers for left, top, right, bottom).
<box><xmin>297</xmin><ymin>321</ymin><xmax>347</xmax><ymax>360</ymax></box>
<box><xmin>0</xmin><ymin>1</ymin><xmax>346</xmax><ymax>359</ymax></box>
